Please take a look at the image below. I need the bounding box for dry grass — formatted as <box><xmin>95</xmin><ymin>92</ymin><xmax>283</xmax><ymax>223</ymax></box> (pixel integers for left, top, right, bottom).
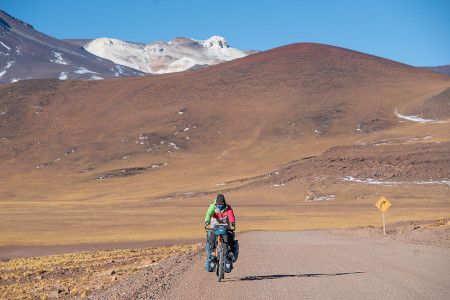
<box><xmin>2</xmin><ymin>178</ymin><xmax>448</xmax><ymax>248</ymax></box>
<box><xmin>0</xmin><ymin>244</ymin><xmax>197</xmax><ymax>299</ymax></box>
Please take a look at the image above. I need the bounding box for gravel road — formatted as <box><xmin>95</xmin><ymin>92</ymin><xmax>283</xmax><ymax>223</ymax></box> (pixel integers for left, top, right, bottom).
<box><xmin>161</xmin><ymin>230</ymin><xmax>450</xmax><ymax>299</ymax></box>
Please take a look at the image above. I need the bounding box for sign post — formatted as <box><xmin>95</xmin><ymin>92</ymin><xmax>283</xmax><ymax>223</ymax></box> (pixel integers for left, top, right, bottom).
<box><xmin>375</xmin><ymin>196</ymin><xmax>391</xmax><ymax>235</ymax></box>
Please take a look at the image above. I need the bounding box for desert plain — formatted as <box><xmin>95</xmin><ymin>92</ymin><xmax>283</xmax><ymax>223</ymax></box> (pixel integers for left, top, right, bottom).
<box><xmin>0</xmin><ymin>42</ymin><xmax>449</xmax><ymax>299</ymax></box>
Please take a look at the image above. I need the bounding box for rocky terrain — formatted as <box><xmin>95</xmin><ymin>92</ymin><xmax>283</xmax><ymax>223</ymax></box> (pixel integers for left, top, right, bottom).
<box><xmin>0</xmin><ymin>244</ymin><xmax>198</xmax><ymax>299</ymax></box>
<box><xmin>266</xmin><ymin>141</ymin><xmax>450</xmax><ymax>187</ymax></box>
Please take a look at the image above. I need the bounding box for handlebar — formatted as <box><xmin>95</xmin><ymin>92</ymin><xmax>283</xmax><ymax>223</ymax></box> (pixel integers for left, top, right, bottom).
<box><xmin>204</xmin><ymin>224</ymin><xmax>236</xmax><ymax>231</ymax></box>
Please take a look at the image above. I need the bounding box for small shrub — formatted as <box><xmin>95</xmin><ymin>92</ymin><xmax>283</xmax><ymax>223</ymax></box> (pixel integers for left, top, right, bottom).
<box><xmin>40</xmin><ymin>293</ymin><xmax>49</xmax><ymax>299</ymax></box>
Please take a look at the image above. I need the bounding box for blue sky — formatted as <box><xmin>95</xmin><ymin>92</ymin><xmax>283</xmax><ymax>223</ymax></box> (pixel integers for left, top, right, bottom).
<box><xmin>2</xmin><ymin>0</ymin><xmax>449</xmax><ymax>66</ymax></box>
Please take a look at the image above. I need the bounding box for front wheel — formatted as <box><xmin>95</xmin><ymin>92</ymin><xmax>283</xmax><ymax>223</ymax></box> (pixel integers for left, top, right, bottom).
<box><xmin>216</xmin><ymin>245</ymin><xmax>224</xmax><ymax>282</ymax></box>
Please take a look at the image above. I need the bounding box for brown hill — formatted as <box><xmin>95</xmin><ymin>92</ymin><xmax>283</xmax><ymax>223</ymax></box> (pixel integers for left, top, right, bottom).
<box><xmin>0</xmin><ymin>43</ymin><xmax>449</xmax><ymax>248</ymax></box>
<box><xmin>400</xmin><ymin>87</ymin><xmax>450</xmax><ymax>120</ymax></box>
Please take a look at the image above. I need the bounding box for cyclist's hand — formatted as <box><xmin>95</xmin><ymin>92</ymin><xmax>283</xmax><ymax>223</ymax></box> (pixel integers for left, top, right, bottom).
<box><xmin>205</xmin><ymin>220</ymin><xmax>211</xmax><ymax>226</ymax></box>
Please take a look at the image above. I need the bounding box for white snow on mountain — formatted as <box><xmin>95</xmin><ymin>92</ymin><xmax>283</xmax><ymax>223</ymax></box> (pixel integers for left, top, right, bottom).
<box><xmin>50</xmin><ymin>51</ymin><xmax>68</xmax><ymax>65</ymax></box>
<box><xmin>0</xmin><ymin>61</ymin><xmax>14</xmax><ymax>77</ymax></box>
<box><xmin>84</xmin><ymin>36</ymin><xmax>257</xmax><ymax>74</ymax></box>
<box><xmin>59</xmin><ymin>72</ymin><xmax>68</xmax><ymax>80</ymax></box>
<box><xmin>84</xmin><ymin>38</ymin><xmax>149</xmax><ymax>72</ymax></box>
<box><xmin>74</xmin><ymin>67</ymin><xmax>98</xmax><ymax>74</ymax></box>
<box><xmin>394</xmin><ymin>108</ymin><xmax>448</xmax><ymax>123</ymax></box>
<box><xmin>0</xmin><ymin>41</ymin><xmax>11</xmax><ymax>51</ymax></box>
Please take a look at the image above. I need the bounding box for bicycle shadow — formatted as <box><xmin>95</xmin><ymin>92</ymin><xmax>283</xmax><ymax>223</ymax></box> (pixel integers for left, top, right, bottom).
<box><xmin>226</xmin><ymin>272</ymin><xmax>363</xmax><ymax>282</ymax></box>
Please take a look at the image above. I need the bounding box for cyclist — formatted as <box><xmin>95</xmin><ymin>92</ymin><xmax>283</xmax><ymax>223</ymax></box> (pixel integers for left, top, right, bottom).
<box><xmin>204</xmin><ymin>194</ymin><xmax>236</xmax><ymax>265</ymax></box>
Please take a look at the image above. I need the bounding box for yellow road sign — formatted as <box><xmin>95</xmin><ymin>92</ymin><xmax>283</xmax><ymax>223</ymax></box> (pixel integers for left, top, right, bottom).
<box><xmin>375</xmin><ymin>197</ymin><xmax>391</xmax><ymax>212</ymax></box>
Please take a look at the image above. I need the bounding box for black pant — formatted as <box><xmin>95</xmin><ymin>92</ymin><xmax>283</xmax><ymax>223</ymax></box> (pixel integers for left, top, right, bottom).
<box><xmin>207</xmin><ymin>230</ymin><xmax>235</xmax><ymax>251</ymax></box>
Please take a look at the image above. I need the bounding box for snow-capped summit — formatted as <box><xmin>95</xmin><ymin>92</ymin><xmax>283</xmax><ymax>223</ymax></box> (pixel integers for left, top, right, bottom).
<box><xmin>196</xmin><ymin>36</ymin><xmax>228</xmax><ymax>48</ymax></box>
<box><xmin>84</xmin><ymin>36</ymin><xmax>258</xmax><ymax>74</ymax></box>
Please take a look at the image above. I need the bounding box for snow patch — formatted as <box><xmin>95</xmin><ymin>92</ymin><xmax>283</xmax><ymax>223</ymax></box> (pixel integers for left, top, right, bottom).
<box><xmin>341</xmin><ymin>176</ymin><xmax>450</xmax><ymax>186</ymax></box>
<box><xmin>151</xmin><ymin>163</ymin><xmax>168</xmax><ymax>168</ymax></box>
<box><xmin>0</xmin><ymin>41</ymin><xmax>10</xmax><ymax>51</ymax></box>
<box><xmin>50</xmin><ymin>51</ymin><xmax>68</xmax><ymax>65</ymax></box>
<box><xmin>0</xmin><ymin>61</ymin><xmax>15</xmax><ymax>77</ymax></box>
<box><xmin>405</xmin><ymin>137</ymin><xmax>419</xmax><ymax>143</ymax></box>
<box><xmin>115</xmin><ymin>64</ymin><xmax>125</xmax><ymax>76</ymax></box>
<box><xmin>59</xmin><ymin>72</ymin><xmax>68</xmax><ymax>80</ymax></box>
<box><xmin>305</xmin><ymin>195</ymin><xmax>335</xmax><ymax>202</ymax></box>
<box><xmin>394</xmin><ymin>109</ymin><xmax>448</xmax><ymax>124</ymax></box>
<box><xmin>168</xmin><ymin>142</ymin><xmax>180</xmax><ymax>149</ymax></box>
<box><xmin>74</xmin><ymin>67</ymin><xmax>97</xmax><ymax>74</ymax></box>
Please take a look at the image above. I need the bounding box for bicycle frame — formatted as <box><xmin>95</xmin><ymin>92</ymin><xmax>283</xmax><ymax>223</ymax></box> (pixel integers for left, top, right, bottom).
<box><xmin>205</xmin><ymin>223</ymin><xmax>235</xmax><ymax>282</ymax></box>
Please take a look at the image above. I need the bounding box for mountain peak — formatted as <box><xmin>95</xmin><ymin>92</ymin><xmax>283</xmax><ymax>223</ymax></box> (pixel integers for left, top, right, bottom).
<box><xmin>84</xmin><ymin>35</ymin><xmax>256</xmax><ymax>74</ymax></box>
<box><xmin>0</xmin><ymin>10</ymin><xmax>34</xmax><ymax>30</ymax></box>
<box><xmin>197</xmin><ymin>36</ymin><xmax>228</xmax><ymax>48</ymax></box>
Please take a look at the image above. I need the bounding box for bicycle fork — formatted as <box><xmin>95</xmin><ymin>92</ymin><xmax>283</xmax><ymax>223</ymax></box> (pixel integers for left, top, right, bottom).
<box><xmin>214</xmin><ymin>235</ymin><xmax>222</xmax><ymax>256</ymax></box>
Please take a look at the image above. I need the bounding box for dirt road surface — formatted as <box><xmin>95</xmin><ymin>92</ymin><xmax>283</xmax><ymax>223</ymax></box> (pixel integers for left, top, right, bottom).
<box><xmin>161</xmin><ymin>231</ymin><xmax>449</xmax><ymax>299</ymax></box>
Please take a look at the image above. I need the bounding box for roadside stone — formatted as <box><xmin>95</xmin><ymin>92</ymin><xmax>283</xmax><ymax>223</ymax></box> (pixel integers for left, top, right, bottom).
<box><xmin>49</xmin><ymin>289</ymin><xmax>64</xmax><ymax>298</ymax></box>
<box><xmin>102</xmin><ymin>269</ymin><xmax>115</xmax><ymax>276</ymax></box>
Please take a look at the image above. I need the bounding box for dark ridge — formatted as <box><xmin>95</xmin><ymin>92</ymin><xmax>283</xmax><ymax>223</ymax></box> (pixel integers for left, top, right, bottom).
<box><xmin>422</xmin><ymin>65</ymin><xmax>450</xmax><ymax>76</ymax></box>
<box><xmin>0</xmin><ymin>9</ymin><xmax>33</xmax><ymax>29</ymax></box>
<box><xmin>0</xmin><ymin>16</ymin><xmax>10</xmax><ymax>29</ymax></box>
